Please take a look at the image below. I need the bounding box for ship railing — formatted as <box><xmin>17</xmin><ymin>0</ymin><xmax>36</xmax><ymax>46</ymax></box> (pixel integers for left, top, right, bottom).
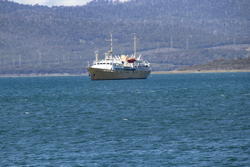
<box><xmin>144</xmin><ymin>60</ymin><xmax>150</xmax><ymax>65</ymax></box>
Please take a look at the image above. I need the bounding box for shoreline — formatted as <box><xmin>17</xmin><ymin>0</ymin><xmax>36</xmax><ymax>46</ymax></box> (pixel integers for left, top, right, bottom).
<box><xmin>0</xmin><ymin>70</ymin><xmax>250</xmax><ymax>78</ymax></box>
<box><xmin>0</xmin><ymin>73</ymin><xmax>87</xmax><ymax>78</ymax></box>
<box><xmin>152</xmin><ymin>69</ymin><xmax>250</xmax><ymax>74</ymax></box>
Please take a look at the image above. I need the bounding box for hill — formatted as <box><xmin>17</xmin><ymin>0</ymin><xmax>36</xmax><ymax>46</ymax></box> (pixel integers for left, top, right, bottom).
<box><xmin>180</xmin><ymin>57</ymin><xmax>250</xmax><ymax>71</ymax></box>
<box><xmin>0</xmin><ymin>0</ymin><xmax>250</xmax><ymax>74</ymax></box>
<box><xmin>143</xmin><ymin>44</ymin><xmax>250</xmax><ymax>71</ymax></box>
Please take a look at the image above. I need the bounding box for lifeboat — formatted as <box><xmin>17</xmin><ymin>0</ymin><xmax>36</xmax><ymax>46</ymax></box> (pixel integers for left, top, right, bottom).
<box><xmin>127</xmin><ymin>58</ymin><xmax>136</xmax><ymax>63</ymax></box>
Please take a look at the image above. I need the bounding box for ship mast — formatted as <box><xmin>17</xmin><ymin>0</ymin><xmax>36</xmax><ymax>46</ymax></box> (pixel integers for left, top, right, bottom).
<box><xmin>110</xmin><ymin>33</ymin><xmax>113</xmax><ymax>55</ymax></box>
<box><xmin>133</xmin><ymin>33</ymin><xmax>137</xmax><ymax>57</ymax></box>
<box><xmin>105</xmin><ymin>33</ymin><xmax>113</xmax><ymax>59</ymax></box>
<box><xmin>95</xmin><ymin>50</ymin><xmax>99</xmax><ymax>62</ymax></box>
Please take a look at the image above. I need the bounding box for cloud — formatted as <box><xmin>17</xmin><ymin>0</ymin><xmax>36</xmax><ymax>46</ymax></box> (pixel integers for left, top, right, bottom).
<box><xmin>10</xmin><ymin>0</ymin><xmax>130</xmax><ymax>6</ymax></box>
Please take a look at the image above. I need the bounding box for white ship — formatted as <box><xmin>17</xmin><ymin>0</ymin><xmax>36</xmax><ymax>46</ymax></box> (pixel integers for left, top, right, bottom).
<box><xmin>87</xmin><ymin>34</ymin><xmax>151</xmax><ymax>80</ymax></box>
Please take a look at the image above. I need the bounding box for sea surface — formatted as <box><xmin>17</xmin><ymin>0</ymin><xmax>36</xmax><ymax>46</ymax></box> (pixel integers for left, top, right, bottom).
<box><xmin>0</xmin><ymin>73</ymin><xmax>250</xmax><ymax>166</ymax></box>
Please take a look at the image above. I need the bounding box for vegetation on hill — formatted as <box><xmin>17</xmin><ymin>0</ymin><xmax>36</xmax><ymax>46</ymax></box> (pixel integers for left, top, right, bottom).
<box><xmin>180</xmin><ymin>57</ymin><xmax>250</xmax><ymax>71</ymax></box>
<box><xmin>0</xmin><ymin>0</ymin><xmax>249</xmax><ymax>74</ymax></box>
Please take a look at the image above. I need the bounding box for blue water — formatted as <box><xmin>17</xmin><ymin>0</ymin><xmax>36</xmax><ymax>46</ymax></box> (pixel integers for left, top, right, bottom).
<box><xmin>0</xmin><ymin>73</ymin><xmax>250</xmax><ymax>166</ymax></box>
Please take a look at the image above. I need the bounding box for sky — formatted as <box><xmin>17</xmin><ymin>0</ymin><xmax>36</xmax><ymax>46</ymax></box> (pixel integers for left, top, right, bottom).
<box><xmin>10</xmin><ymin>0</ymin><xmax>130</xmax><ymax>6</ymax></box>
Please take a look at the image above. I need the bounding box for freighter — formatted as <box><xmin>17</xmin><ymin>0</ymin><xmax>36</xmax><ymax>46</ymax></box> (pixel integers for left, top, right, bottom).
<box><xmin>87</xmin><ymin>34</ymin><xmax>151</xmax><ymax>80</ymax></box>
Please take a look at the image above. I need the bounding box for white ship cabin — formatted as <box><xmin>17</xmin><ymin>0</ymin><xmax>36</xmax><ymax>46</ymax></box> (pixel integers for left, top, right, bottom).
<box><xmin>92</xmin><ymin>52</ymin><xmax>150</xmax><ymax>71</ymax></box>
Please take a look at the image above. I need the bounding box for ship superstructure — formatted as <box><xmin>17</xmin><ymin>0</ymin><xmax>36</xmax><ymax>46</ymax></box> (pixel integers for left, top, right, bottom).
<box><xmin>87</xmin><ymin>34</ymin><xmax>151</xmax><ymax>80</ymax></box>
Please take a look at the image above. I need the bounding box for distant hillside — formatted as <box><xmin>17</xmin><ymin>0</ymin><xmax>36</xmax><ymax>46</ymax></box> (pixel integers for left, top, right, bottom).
<box><xmin>141</xmin><ymin>44</ymin><xmax>250</xmax><ymax>71</ymax></box>
<box><xmin>180</xmin><ymin>57</ymin><xmax>250</xmax><ymax>71</ymax></box>
<box><xmin>0</xmin><ymin>0</ymin><xmax>250</xmax><ymax>74</ymax></box>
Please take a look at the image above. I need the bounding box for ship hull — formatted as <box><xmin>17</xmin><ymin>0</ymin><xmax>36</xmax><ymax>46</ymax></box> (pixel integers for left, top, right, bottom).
<box><xmin>87</xmin><ymin>67</ymin><xmax>151</xmax><ymax>80</ymax></box>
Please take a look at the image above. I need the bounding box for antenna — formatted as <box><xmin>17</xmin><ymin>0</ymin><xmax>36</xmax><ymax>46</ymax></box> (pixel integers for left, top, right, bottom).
<box><xmin>18</xmin><ymin>54</ymin><xmax>22</xmax><ymax>67</ymax></box>
<box><xmin>186</xmin><ymin>37</ymin><xmax>189</xmax><ymax>50</ymax></box>
<box><xmin>38</xmin><ymin>50</ymin><xmax>42</xmax><ymax>66</ymax></box>
<box><xmin>12</xmin><ymin>58</ymin><xmax>15</xmax><ymax>67</ymax></box>
<box><xmin>0</xmin><ymin>56</ymin><xmax>2</xmax><ymax>70</ymax></box>
<box><xmin>170</xmin><ymin>36</ymin><xmax>173</xmax><ymax>48</ymax></box>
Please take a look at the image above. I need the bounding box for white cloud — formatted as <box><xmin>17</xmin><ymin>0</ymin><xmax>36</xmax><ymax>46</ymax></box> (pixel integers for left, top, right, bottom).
<box><xmin>10</xmin><ymin>0</ymin><xmax>131</xmax><ymax>6</ymax></box>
